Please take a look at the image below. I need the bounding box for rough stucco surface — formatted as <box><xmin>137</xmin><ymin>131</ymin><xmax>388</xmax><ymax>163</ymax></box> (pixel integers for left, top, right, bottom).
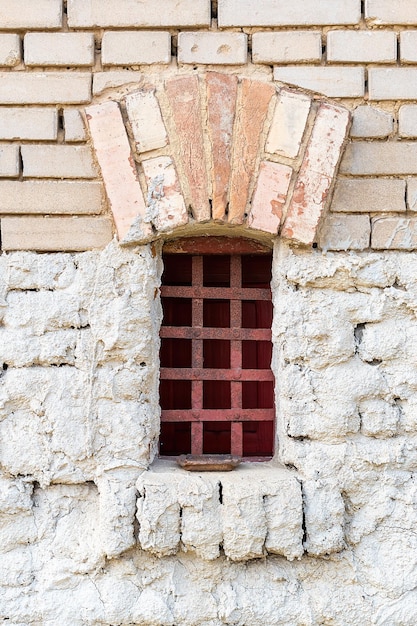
<box><xmin>2</xmin><ymin>240</ymin><xmax>417</xmax><ymax>624</ymax></box>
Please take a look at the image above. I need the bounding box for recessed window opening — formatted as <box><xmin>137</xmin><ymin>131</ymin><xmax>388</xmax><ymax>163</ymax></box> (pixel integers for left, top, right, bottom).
<box><xmin>159</xmin><ymin>237</ymin><xmax>275</xmax><ymax>460</ymax></box>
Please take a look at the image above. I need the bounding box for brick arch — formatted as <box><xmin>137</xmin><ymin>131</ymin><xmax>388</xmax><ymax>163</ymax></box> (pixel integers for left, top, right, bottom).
<box><xmin>85</xmin><ymin>72</ymin><xmax>351</xmax><ymax>247</ymax></box>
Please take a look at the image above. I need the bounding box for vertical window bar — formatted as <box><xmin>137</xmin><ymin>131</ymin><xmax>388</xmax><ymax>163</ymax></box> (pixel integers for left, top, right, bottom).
<box><xmin>230</xmin><ymin>255</ymin><xmax>243</xmax><ymax>455</ymax></box>
<box><xmin>192</xmin><ymin>255</ymin><xmax>204</xmax><ymax>453</ymax></box>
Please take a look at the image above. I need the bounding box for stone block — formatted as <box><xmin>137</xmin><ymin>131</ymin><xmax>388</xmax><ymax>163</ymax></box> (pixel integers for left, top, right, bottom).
<box><xmin>331</xmin><ymin>178</ymin><xmax>406</xmax><ymax>213</ymax></box>
<box><xmin>0</xmin><ymin>181</ymin><xmax>104</xmax><ymax>214</ymax></box>
<box><xmin>274</xmin><ymin>66</ymin><xmax>365</xmax><ymax>98</ymax></box>
<box><xmin>63</xmin><ymin>108</ymin><xmax>87</xmax><ymax>142</ymax></box>
<box><xmin>266</xmin><ymin>89</ymin><xmax>311</xmax><ymax>159</ymax></box>
<box><xmin>369</xmin><ymin>68</ymin><xmax>417</xmax><ymax>100</ymax></box>
<box><xmin>366</xmin><ymin>0</ymin><xmax>417</xmax><ymax>24</ymax></box>
<box><xmin>0</xmin><ymin>145</ymin><xmax>19</xmax><ymax>177</ymax></box>
<box><xmin>248</xmin><ymin>160</ymin><xmax>292</xmax><ymax>233</ymax></box>
<box><xmin>341</xmin><ymin>142</ymin><xmax>417</xmax><ymax>175</ymax></box>
<box><xmin>178</xmin><ymin>32</ymin><xmax>247</xmax><ymax>65</ymax></box>
<box><xmin>125</xmin><ymin>90</ymin><xmax>168</xmax><ymax>153</ymax></box>
<box><xmin>303</xmin><ymin>480</ymin><xmax>345</xmax><ymax>556</ymax></box>
<box><xmin>327</xmin><ymin>30</ymin><xmax>396</xmax><ymax>62</ymax></box>
<box><xmin>0</xmin><ymin>72</ymin><xmax>91</xmax><ymax>104</ymax></box>
<box><xmin>142</xmin><ymin>156</ymin><xmax>188</xmax><ymax>232</ymax></box>
<box><xmin>318</xmin><ymin>214</ymin><xmax>371</xmax><ymax>251</ymax></box>
<box><xmin>0</xmin><ymin>34</ymin><xmax>20</xmax><ymax>66</ymax></box>
<box><xmin>0</xmin><ymin>107</ymin><xmax>57</xmax><ymax>140</ymax></box>
<box><xmin>218</xmin><ymin>0</ymin><xmax>361</xmax><ymax>26</ymax></box>
<box><xmin>21</xmin><ymin>145</ymin><xmax>97</xmax><ymax>179</ymax></box>
<box><xmin>399</xmin><ymin>105</ymin><xmax>417</xmax><ymax>138</ymax></box>
<box><xmin>68</xmin><ymin>0</ymin><xmax>210</xmax><ymax>27</ymax></box>
<box><xmin>1</xmin><ymin>216</ymin><xmax>113</xmax><ymax>251</ymax></box>
<box><xmin>372</xmin><ymin>217</ymin><xmax>417</xmax><ymax>249</ymax></box>
<box><xmin>86</xmin><ymin>101</ymin><xmax>150</xmax><ymax>241</ymax></box>
<box><xmin>97</xmin><ymin>470</ymin><xmax>137</xmax><ymax>558</ymax></box>
<box><xmin>24</xmin><ymin>32</ymin><xmax>95</xmax><ymax>66</ymax></box>
<box><xmin>0</xmin><ymin>0</ymin><xmax>62</xmax><ymax>29</ymax></box>
<box><xmin>252</xmin><ymin>31</ymin><xmax>321</xmax><ymax>64</ymax></box>
<box><xmin>351</xmin><ymin>105</ymin><xmax>394</xmax><ymax>138</ymax></box>
<box><xmin>102</xmin><ymin>31</ymin><xmax>171</xmax><ymax>65</ymax></box>
<box><xmin>360</xmin><ymin>399</ymin><xmax>400</xmax><ymax>438</ymax></box>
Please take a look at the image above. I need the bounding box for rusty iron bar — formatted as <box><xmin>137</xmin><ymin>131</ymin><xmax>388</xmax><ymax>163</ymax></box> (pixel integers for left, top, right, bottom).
<box><xmin>162</xmin><ymin>409</ymin><xmax>275</xmax><ymax>422</ymax></box>
<box><xmin>160</xmin><ymin>327</ymin><xmax>271</xmax><ymax>340</ymax></box>
<box><xmin>161</xmin><ymin>285</ymin><xmax>271</xmax><ymax>300</ymax></box>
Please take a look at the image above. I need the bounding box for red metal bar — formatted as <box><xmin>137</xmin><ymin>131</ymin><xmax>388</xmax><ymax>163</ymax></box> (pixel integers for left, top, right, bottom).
<box><xmin>161</xmin><ymin>409</ymin><xmax>275</xmax><ymax>422</ymax></box>
<box><xmin>191</xmin><ymin>421</ymin><xmax>203</xmax><ymax>454</ymax></box>
<box><xmin>161</xmin><ymin>368</ymin><xmax>274</xmax><ymax>381</ymax></box>
<box><xmin>160</xmin><ymin>327</ymin><xmax>271</xmax><ymax>340</ymax></box>
<box><xmin>231</xmin><ymin>422</ymin><xmax>243</xmax><ymax>456</ymax></box>
<box><xmin>161</xmin><ymin>286</ymin><xmax>271</xmax><ymax>300</ymax></box>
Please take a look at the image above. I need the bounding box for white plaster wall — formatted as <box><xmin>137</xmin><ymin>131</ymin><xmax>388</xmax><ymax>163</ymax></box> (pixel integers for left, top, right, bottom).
<box><xmin>1</xmin><ymin>240</ymin><xmax>417</xmax><ymax>624</ymax></box>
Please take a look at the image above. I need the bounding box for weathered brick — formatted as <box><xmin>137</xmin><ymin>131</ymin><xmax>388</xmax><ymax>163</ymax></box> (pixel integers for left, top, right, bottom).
<box><xmin>0</xmin><ymin>108</ymin><xmax>57</xmax><ymax>140</ymax></box>
<box><xmin>206</xmin><ymin>72</ymin><xmax>238</xmax><ymax>221</ymax></box>
<box><xmin>266</xmin><ymin>89</ymin><xmax>311</xmax><ymax>159</ymax></box>
<box><xmin>341</xmin><ymin>142</ymin><xmax>417</xmax><ymax>175</ymax></box>
<box><xmin>0</xmin><ymin>145</ymin><xmax>19</xmax><ymax>178</ymax></box>
<box><xmin>248</xmin><ymin>161</ymin><xmax>292</xmax><ymax>233</ymax></box>
<box><xmin>327</xmin><ymin>30</ymin><xmax>396</xmax><ymax>63</ymax></box>
<box><xmin>0</xmin><ymin>34</ymin><xmax>20</xmax><ymax>67</ymax></box>
<box><xmin>332</xmin><ymin>179</ymin><xmax>406</xmax><ymax>213</ymax></box>
<box><xmin>178</xmin><ymin>32</ymin><xmax>247</xmax><ymax>65</ymax></box>
<box><xmin>351</xmin><ymin>105</ymin><xmax>393</xmax><ymax>138</ymax></box>
<box><xmin>228</xmin><ymin>79</ymin><xmax>275</xmax><ymax>224</ymax></box>
<box><xmin>366</xmin><ymin>0</ymin><xmax>417</xmax><ymax>24</ymax></box>
<box><xmin>281</xmin><ymin>103</ymin><xmax>351</xmax><ymax>245</ymax></box>
<box><xmin>165</xmin><ymin>75</ymin><xmax>210</xmax><ymax>222</ymax></box>
<box><xmin>125</xmin><ymin>90</ymin><xmax>167</xmax><ymax>153</ymax></box>
<box><xmin>93</xmin><ymin>71</ymin><xmax>141</xmax><ymax>96</ymax></box>
<box><xmin>21</xmin><ymin>145</ymin><xmax>97</xmax><ymax>179</ymax></box>
<box><xmin>24</xmin><ymin>33</ymin><xmax>95</xmax><ymax>67</ymax></box>
<box><xmin>399</xmin><ymin>105</ymin><xmax>417</xmax><ymax>138</ymax></box>
<box><xmin>63</xmin><ymin>109</ymin><xmax>87</xmax><ymax>142</ymax></box>
<box><xmin>252</xmin><ymin>31</ymin><xmax>321</xmax><ymax>64</ymax></box>
<box><xmin>400</xmin><ymin>31</ymin><xmax>417</xmax><ymax>63</ymax></box>
<box><xmin>142</xmin><ymin>156</ymin><xmax>188</xmax><ymax>232</ymax></box>
<box><xmin>406</xmin><ymin>179</ymin><xmax>417</xmax><ymax>211</ymax></box>
<box><xmin>1</xmin><ymin>217</ymin><xmax>112</xmax><ymax>251</ymax></box>
<box><xmin>218</xmin><ymin>0</ymin><xmax>360</xmax><ymax>26</ymax></box>
<box><xmin>0</xmin><ymin>0</ymin><xmax>62</xmax><ymax>29</ymax></box>
<box><xmin>0</xmin><ymin>181</ymin><xmax>104</xmax><ymax>214</ymax></box>
<box><xmin>86</xmin><ymin>101</ymin><xmax>150</xmax><ymax>241</ymax></box>
<box><xmin>274</xmin><ymin>66</ymin><xmax>364</xmax><ymax>98</ymax></box>
<box><xmin>372</xmin><ymin>216</ymin><xmax>417</xmax><ymax>249</ymax></box>
<box><xmin>318</xmin><ymin>214</ymin><xmax>371</xmax><ymax>250</ymax></box>
<box><xmin>369</xmin><ymin>69</ymin><xmax>417</xmax><ymax>100</ymax></box>
<box><xmin>102</xmin><ymin>31</ymin><xmax>171</xmax><ymax>66</ymax></box>
<box><xmin>0</xmin><ymin>72</ymin><xmax>91</xmax><ymax>104</ymax></box>
<box><xmin>68</xmin><ymin>0</ymin><xmax>210</xmax><ymax>27</ymax></box>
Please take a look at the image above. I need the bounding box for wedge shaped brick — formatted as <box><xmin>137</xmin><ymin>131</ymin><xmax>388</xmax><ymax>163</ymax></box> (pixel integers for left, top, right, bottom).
<box><xmin>142</xmin><ymin>156</ymin><xmax>188</xmax><ymax>232</ymax></box>
<box><xmin>266</xmin><ymin>89</ymin><xmax>311</xmax><ymax>159</ymax></box>
<box><xmin>125</xmin><ymin>90</ymin><xmax>168</xmax><ymax>153</ymax></box>
<box><xmin>249</xmin><ymin>161</ymin><xmax>292</xmax><ymax>233</ymax></box>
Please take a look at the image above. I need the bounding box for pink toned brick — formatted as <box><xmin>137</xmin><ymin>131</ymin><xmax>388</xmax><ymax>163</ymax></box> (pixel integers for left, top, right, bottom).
<box><xmin>165</xmin><ymin>75</ymin><xmax>210</xmax><ymax>222</ymax></box>
<box><xmin>228</xmin><ymin>79</ymin><xmax>275</xmax><ymax>224</ymax></box>
<box><xmin>281</xmin><ymin>103</ymin><xmax>350</xmax><ymax>245</ymax></box>
<box><xmin>142</xmin><ymin>156</ymin><xmax>188</xmax><ymax>232</ymax></box>
<box><xmin>85</xmin><ymin>101</ymin><xmax>150</xmax><ymax>241</ymax></box>
<box><xmin>248</xmin><ymin>161</ymin><xmax>292</xmax><ymax>234</ymax></box>
<box><xmin>206</xmin><ymin>72</ymin><xmax>238</xmax><ymax>221</ymax></box>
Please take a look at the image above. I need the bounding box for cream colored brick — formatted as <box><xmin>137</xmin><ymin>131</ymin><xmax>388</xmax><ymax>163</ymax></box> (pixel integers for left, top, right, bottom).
<box><xmin>0</xmin><ymin>108</ymin><xmax>57</xmax><ymax>140</ymax></box>
<box><xmin>125</xmin><ymin>90</ymin><xmax>168</xmax><ymax>153</ymax></box>
<box><xmin>351</xmin><ymin>106</ymin><xmax>393</xmax><ymax>138</ymax></box>
<box><xmin>319</xmin><ymin>214</ymin><xmax>370</xmax><ymax>250</ymax></box>
<box><xmin>0</xmin><ymin>72</ymin><xmax>91</xmax><ymax>104</ymax></box>
<box><xmin>252</xmin><ymin>31</ymin><xmax>321</xmax><ymax>64</ymax></box>
<box><xmin>273</xmin><ymin>66</ymin><xmax>364</xmax><ymax>98</ymax></box>
<box><xmin>400</xmin><ymin>31</ymin><xmax>417</xmax><ymax>62</ymax></box>
<box><xmin>0</xmin><ymin>145</ymin><xmax>20</xmax><ymax>178</ymax></box>
<box><xmin>24</xmin><ymin>33</ymin><xmax>95</xmax><ymax>67</ymax></box>
<box><xmin>68</xmin><ymin>0</ymin><xmax>210</xmax><ymax>27</ymax></box>
<box><xmin>0</xmin><ymin>0</ymin><xmax>62</xmax><ymax>29</ymax></box>
<box><xmin>406</xmin><ymin>179</ymin><xmax>417</xmax><ymax>211</ymax></box>
<box><xmin>399</xmin><ymin>105</ymin><xmax>417</xmax><ymax>139</ymax></box>
<box><xmin>0</xmin><ymin>35</ymin><xmax>20</xmax><ymax>67</ymax></box>
<box><xmin>218</xmin><ymin>0</ymin><xmax>360</xmax><ymax>26</ymax></box>
<box><xmin>369</xmin><ymin>68</ymin><xmax>417</xmax><ymax>100</ymax></box>
<box><xmin>21</xmin><ymin>145</ymin><xmax>97</xmax><ymax>179</ymax></box>
<box><xmin>1</xmin><ymin>217</ymin><xmax>112</xmax><ymax>251</ymax></box>
<box><xmin>366</xmin><ymin>0</ymin><xmax>417</xmax><ymax>24</ymax></box>
<box><xmin>266</xmin><ymin>90</ymin><xmax>311</xmax><ymax>159</ymax></box>
<box><xmin>63</xmin><ymin>109</ymin><xmax>87</xmax><ymax>142</ymax></box>
<box><xmin>341</xmin><ymin>142</ymin><xmax>417</xmax><ymax>175</ymax></box>
<box><xmin>93</xmin><ymin>71</ymin><xmax>142</xmax><ymax>96</ymax></box>
<box><xmin>372</xmin><ymin>216</ymin><xmax>417</xmax><ymax>249</ymax></box>
<box><xmin>102</xmin><ymin>31</ymin><xmax>171</xmax><ymax>66</ymax></box>
<box><xmin>327</xmin><ymin>30</ymin><xmax>396</xmax><ymax>63</ymax></box>
<box><xmin>332</xmin><ymin>179</ymin><xmax>406</xmax><ymax>213</ymax></box>
<box><xmin>0</xmin><ymin>181</ymin><xmax>104</xmax><ymax>214</ymax></box>
<box><xmin>178</xmin><ymin>32</ymin><xmax>247</xmax><ymax>65</ymax></box>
